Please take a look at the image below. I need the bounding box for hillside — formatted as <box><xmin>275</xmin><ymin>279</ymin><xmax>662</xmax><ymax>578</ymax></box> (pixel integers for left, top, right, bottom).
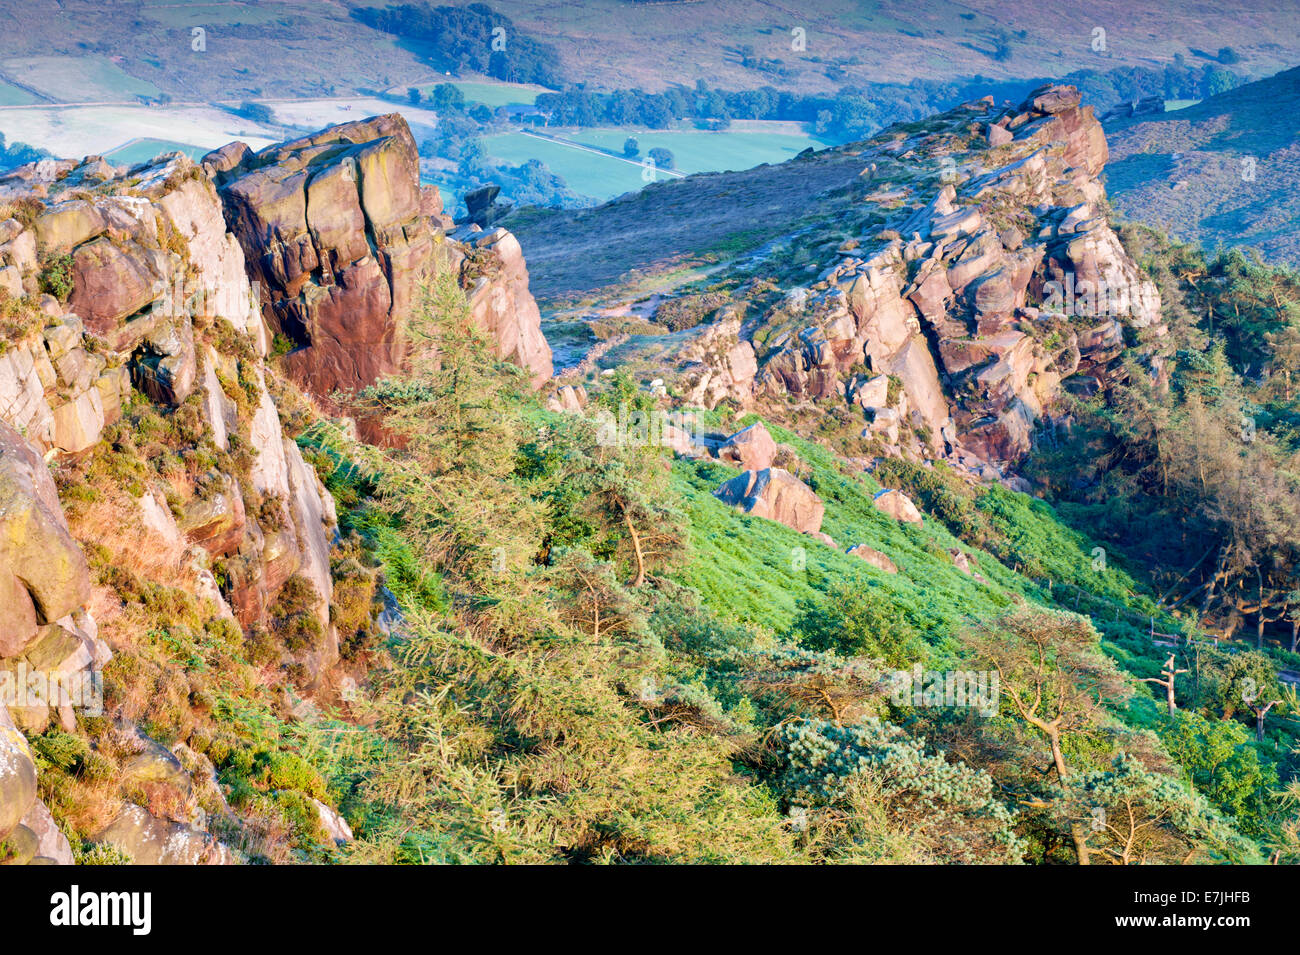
<box><xmin>1104</xmin><ymin>66</ymin><xmax>1300</xmax><ymax>266</ymax></box>
<box><xmin>0</xmin><ymin>0</ymin><xmax>1291</xmax><ymax>103</ymax></box>
<box><xmin>1</xmin><ymin>78</ymin><xmax>1299</xmax><ymax>872</ymax></box>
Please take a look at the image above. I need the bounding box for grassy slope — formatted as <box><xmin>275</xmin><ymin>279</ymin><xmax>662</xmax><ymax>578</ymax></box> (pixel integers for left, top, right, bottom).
<box><xmin>1105</xmin><ymin>66</ymin><xmax>1300</xmax><ymax>266</ymax></box>
<box><xmin>673</xmin><ymin>417</ymin><xmax>1167</xmax><ymax>678</ymax></box>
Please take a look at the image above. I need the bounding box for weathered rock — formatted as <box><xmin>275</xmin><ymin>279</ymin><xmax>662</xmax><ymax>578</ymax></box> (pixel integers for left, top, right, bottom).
<box><xmin>17</xmin><ymin>798</ymin><xmax>73</xmax><ymax>865</ymax></box>
<box><xmin>679</xmin><ymin>312</ymin><xmax>757</xmax><ymax>408</ymax></box>
<box><xmin>94</xmin><ymin>805</ymin><xmax>235</xmax><ymax>865</ymax></box>
<box><xmin>122</xmin><ymin>732</ymin><xmax>192</xmax><ymax>797</ymax></box>
<box><xmin>873</xmin><ymin>488</ymin><xmax>923</xmax><ymax>523</ymax></box>
<box><xmin>0</xmin><ymin>420</ymin><xmax>91</xmax><ymax>657</ymax></box>
<box><xmin>177</xmin><ymin>473</ymin><xmax>246</xmax><ymax>557</ymax></box>
<box><xmin>547</xmin><ymin>383</ymin><xmax>587</xmax><ymax>413</ymax></box>
<box><xmin>313</xmin><ymin>798</ymin><xmax>354</xmax><ymax>845</ymax></box>
<box><xmin>714</xmin><ymin>467</ymin><xmax>825</xmax><ymax>534</ymax></box>
<box><xmin>69</xmin><ymin>237</ymin><xmax>165</xmax><ymax>334</ymax></box>
<box><xmin>464</xmin><ymin>228</ymin><xmax>554</xmax><ymax>387</ymax></box>
<box><xmin>217</xmin><ymin>115</ymin><xmax>553</xmax><ymax>407</ymax></box>
<box><xmin>0</xmin><ymin>704</ymin><xmax>37</xmax><ymax>842</ymax></box>
<box><xmin>806</xmin><ymin>530</ymin><xmax>837</xmax><ymax>548</ymax></box>
<box><xmin>717</xmin><ymin>421</ymin><xmax>777</xmax><ymax>471</ymax></box>
<box><xmin>132</xmin><ymin>316</ymin><xmax>198</xmax><ymax>407</ymax></box>
<box><xmin>33</xmin><ymin>200</ymin><xmax>105</xmax><ymax>253</ymax></box>
<box><xmin>197</xmin><ymin>348</ymin><xmax>236</xmax><ymax>451</ymax></box>
<box><xmin>1</xmin><ymin>621</ymin><xmax>103</xmax><ymax>733</ymax></box>
<box><xmin>847</xmin><ymin>544</ymin><xmax>898</xmax><ymax>573</ymax></box>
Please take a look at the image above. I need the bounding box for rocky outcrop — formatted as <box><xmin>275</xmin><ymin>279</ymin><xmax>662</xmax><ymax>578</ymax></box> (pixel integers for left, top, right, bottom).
<box><xmin>677</xmin><ymin>310</ymin><xmax>758</xmax><ymax>409</ymax></box>
<box><xmin>211</xmin><ymin>115</ymin><xmax>553</xmax><ymax>402</ymax></box>
<box><xmin>450</xmin><ymin>225</ymin><xmax>554</xmax><ymax>387</ymax></box>
<box><xmin>714</xmin><ymin>467</ymin><xmax>825</xmax><ymax>535</ymax></box>
<box><xmin>0</xmin><ymin>703</ymin><xmax>70</xmax><ymax>864</ymax></box>
<box><xmin>0</xmin><ymin>141</ymin><xmax>359</xmax><ymax>864</ymax></box>
<box><xmin>731</xmin><ymin>84</ymin><xmax>1164</xmax><ymax>479</ymax></box>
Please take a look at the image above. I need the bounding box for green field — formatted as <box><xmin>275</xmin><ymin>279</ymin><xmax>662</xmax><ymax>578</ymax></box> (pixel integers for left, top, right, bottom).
<box><xmin>409</xmin><ymin>81</ymin><xmax>543</xmax><ymax>108</ymax></box>
<box><xmin>1</xmin><ymin>55</ymin><xmax>161</xmax><ymax>103</ymax></box>
<box><xmin>140</xmin><ymin>1</ymin><xmax>288</xmax><ymax>27</ymax></box>
<box><xmin>105</xmin><ymin>138</ymin><xmax>208</xmax><ymax>166</ymax></box>
<box><xmin>485</xmin><ymin>127</ymin><xmax>830</xmax><ymax>201</ymax></box>
<box><xmin>452</xmin><ymin>81</ymin><xmax>543</xmax><ymax>108</ymax></box>
<box><xmin>0</xmin><ymin>80</ymin><xmax>38</xmax><ymax>106</ymax></box>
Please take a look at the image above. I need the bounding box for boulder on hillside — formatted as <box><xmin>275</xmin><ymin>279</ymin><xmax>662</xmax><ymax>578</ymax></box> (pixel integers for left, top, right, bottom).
<box><xmin>0</xmin><ymin>704</ymin><xmax>38</xmax><ymax>845</ymax></box>
<box><xmin>94</xmin><ymin>805</ymin><xmax>236</xmax><ymax>865</ymax></box>
<box><xmin>17</xmin><ymin>797</ymin><xmax>73</xmax><ymax>864</ymax></box>
<box><xmin>0</xmin><ymin>421</ymin><xmax>91</xmax><ymax>657</ymax></box>
<box><xmin>717</xmin><ymin>421</ymin><xmax>777</xmax><ymax>471</ymax></box>
<box><xmin>873</xmin><ymin>488</ymin><xmax>923</xmax><ymax>523</ymax></box>
<box><xmin>714</xmin><ymin>467</ymin><xmax>825</xmax><ymax>534</ymax></box>
<box><xmin>847</xmin><ymin>544</ymin><xmax>898</xmax><ymax>573</ymax></box>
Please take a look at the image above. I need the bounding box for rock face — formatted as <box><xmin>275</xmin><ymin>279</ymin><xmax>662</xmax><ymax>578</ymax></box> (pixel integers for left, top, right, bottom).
<box><xmin>452</xmin><ymin>226</ymin><xmax>554</xmax><ymax>387</ymax></box>
<box><xmin>677</xmin><ymin>310</ymin><xmax>758</xmax><ymax>409</ymax></box>
<box><xmin>211</xmin><ymin>115</ymin><xmax>552</xmax><ymax>402</ymax></box>
<box><xmin>0</xmin><ymin>141</ymin><xmax>364</xmax><ymax>863</ymax></box>
<box><xmin>729</xmin><ymin>84</ymin><xmax>1164</xmax><ymax>480</ymax></box>
<box><xmin>0</xmin><ymin>420</ymin><xmax>91</xmax><ymax>657</ymax></box>
<box><xmin>714</xmin><ymin>467</ymin><xmax>825</xmax><ymax>535</ymax></box>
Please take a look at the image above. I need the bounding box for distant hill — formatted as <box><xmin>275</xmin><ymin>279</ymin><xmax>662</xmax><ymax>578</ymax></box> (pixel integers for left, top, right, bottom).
<box><xmin>1104</xmin><ymin>66</ymin><xmax>1300</xmax><ymax>266</ymax></box>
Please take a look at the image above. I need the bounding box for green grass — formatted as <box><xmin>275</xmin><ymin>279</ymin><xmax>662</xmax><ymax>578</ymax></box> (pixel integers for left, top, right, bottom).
<box><xmin>0</xmin><ymin>79</ymin><xmax>38</xmax><ymax>106</ymax></box>
<box><xmin>139</xmin><ymin>1</ymin><xmax>288</xmax><ymax>27</ymax></box>
<box><xmin>569</xmin><ymin>128</ymin><xmax>830</xmax><ymax>175</ymax></box>
<box><xmin>484</xmin><ymin>128</ymin><xmax>831</xmax><ymax>202</ymax></box>
<box><xmin>673</xmin><ymin>416</ymin><xmax>1175</xmax><ymax>671</ymax></box>
<box><xmin>104</xmin><ymin>138</ymin><xmax>208</xmax><ymax>166</ymax></box>
<box><xmin>451</xmin><ymin>81</ymin><xmax>543</xmax><ymax>108</ymax></box>
<box><xmin>1</xmin><ymin>55</ymin><xmax>161</xmax><ymax>103</ymax></box>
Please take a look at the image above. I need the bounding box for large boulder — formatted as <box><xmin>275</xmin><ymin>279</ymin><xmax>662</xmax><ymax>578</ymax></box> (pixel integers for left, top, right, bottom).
<box><xmin>873</xmin><ymin>488</ymin><xmax>923</xmax><ymax>524</ymax></box>
<box><xmin>717</xmin><ymin>421</ymin><xmax>777</xmax><ymax>471</ymax></box>
<box><xmin>18</xmin><ymin>798</ymin><xmax>73</xmax><ymax>864</ymax></box>
<box><xmin>714</xmin><ymin>467</ymin><xmax>825</xmax><ymax>534</ymax></box>
<box><xmin>0</xmin><ymin>420</ymin><xmax>91</xmax><ymax>657</ymax></box>
<box><xmin>0</xmin><ymin>704</ymin><xmax>38</xmax><ymax>843</ymax></box>
<box><xmin>94</xmin><ymin>805</ymin><xmax>235</xmax><ymax>865</ymax></box>
<box><xmin>846</xmin><ymin>544</ymin><xmax>898</xmax><ymax>573</ymax></box>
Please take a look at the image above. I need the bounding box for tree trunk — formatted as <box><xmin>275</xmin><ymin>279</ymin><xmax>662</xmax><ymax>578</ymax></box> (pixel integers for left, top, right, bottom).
<box><xmin>623</xmin><ymin>511</ymin><xmax>646</xmax><ymax>587</ymax></box>
<box><xmin>1071</xmin><ymin>824</ymin><xmax>1092</xmax><ymax>866</ymax></box>
<box><xmin>1049</xmin><ymin>731</ymin><xmax>1091</xmax><ymax>865</ymax></box>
